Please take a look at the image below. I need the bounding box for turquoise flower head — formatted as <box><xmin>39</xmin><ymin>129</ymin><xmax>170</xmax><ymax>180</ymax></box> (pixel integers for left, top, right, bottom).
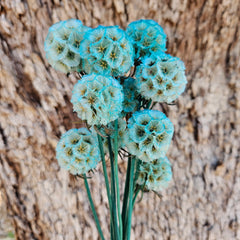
<box><xmin>137</xmin><ymin>157</ymin><xmax>172</xmax><ymax>191</ymax></box>
<box><xmin>56</xmin><ymin>128</ymin><xmax>100</xmax><ymax>175</ymax></box>
<box><xmin>126</xmin><ymin>19</ymin><xmax>167</xmax><ymax>59</ymax></box>
<box><xmin>71</xmin><ymin>74</ymin><xmax>124</xmax><ymax>125</ymax></box>
<box><xmin>44</xmin><ymin>19</ymin><xmax>91</xmax><ymax>73</ymax></box>
<box><xmin>79</xmin><ymin>25</ymin><xmax>134</xmax><ymax>76</ymax></box>
<box><xmin>135</xmin><ymin>52</ymin><xmax>187</xmax><ymax>103</ymax></box>
<box><xmin>124</xmin><ymin>110</ymin><xmax>174</xmax><ymax>162</ymax></box>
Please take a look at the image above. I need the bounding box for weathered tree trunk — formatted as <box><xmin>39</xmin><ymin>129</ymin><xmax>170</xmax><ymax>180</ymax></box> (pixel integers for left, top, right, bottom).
<box><xmin>0</xmin><ymin>0</ymin><xmax>240</xmax><ymax>239</ymax></box>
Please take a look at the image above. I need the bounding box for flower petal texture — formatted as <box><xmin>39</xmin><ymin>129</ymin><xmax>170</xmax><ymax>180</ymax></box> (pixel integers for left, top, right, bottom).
<box><xmin>44</xmin><ymin>19</ymin><xmax>91</xmax><ymax>73</ymax></box>
<box><xmin>135</xmin><ymin>52</ymin><xmax>187</xmax><ymax>103</ymax></box>
<box><xmin>136</xmin><ymin>157</ymin><xmax>172</xmax><ymax>191</ymax></box>
<box><xmin>71</xmin><ymin>74</ymin><xmax>124</xmax><ymax>125</ymax></box>
<box><xmin>56</xmin><ymin>128</ymin><xmax>100</xmax><ymax>175</ymax></box>
<box><xmin>124</xmin><ymin>110</ymin><xmax>174</xmax><ymax>162</ymax></box>
<box><xmin>79</xmin><ymin>25</ymin><xmax>134</xmax><ymax>76</ymax></box>
<box><xmin>126</xmin><ymin>19</ymin><xmax>167</xmax><ymax>59</ymax></box>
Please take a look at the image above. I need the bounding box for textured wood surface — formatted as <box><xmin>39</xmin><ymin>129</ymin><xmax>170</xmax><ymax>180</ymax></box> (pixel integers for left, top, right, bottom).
<box><xmin>0</xmin><ymin>0</ymin><xmax>240</xmax><ymax>239</ymax></box>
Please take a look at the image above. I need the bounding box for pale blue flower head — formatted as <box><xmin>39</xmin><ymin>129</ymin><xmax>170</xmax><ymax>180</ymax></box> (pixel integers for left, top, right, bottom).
<box><xmin>71</xmin><ymin>74</ymin><xmax>124</xmax><ymax>125</ymax></box>
<box><xmin>126</xmin><ymin>19</ymin><xmax>167</xmax><ymax>59</ymax></box>
<box><xmin>56</xmin><ymin>128</ymin><xmax>100</xmax><ymax>175</ymax></box>
<box><xmin>135</xmin><ymin>52</ymin><xmax>187</xmax><ymax>103</ymax></box>
<box><xmin>44</xmin><ymin>19</ymin><xmax>91</xmax><ymax>73</ymax></box>
<box><xmin>136</xmin><ymin>157</ymin><xmax>172</xmax><ymax>191</ymax></box>
<box><xmin>79</xmin><ymin>25</ymin><xmax>134</xmax><ymax>76</ymax></box>
<box><xmin>124</xmin><ymin>110</ymin><xmax>174</xmax><ymax>162</ymax></box>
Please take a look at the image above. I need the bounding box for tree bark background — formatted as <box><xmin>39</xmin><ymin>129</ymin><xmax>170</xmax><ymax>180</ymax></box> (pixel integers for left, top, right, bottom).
<box><xmin>0</xmin><ymin>0</ymin><xmax>240</xmax><ymax>239</ymax></box>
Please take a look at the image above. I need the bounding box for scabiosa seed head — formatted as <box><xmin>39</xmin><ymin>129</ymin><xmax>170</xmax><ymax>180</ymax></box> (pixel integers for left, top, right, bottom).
<box><xmin>44</xmin><ymin>19</ymin><xmax>91</xmax><ymax>73</ymax></box>
<box><xmin>135</xmin><ymin>52</ymin><xmax>187</xmax><ymax>103</ymax></box>
<box><xmin>79</xmin><ymin>25</ymin><xmax>134</xmax><ymax>76</ymax></box>
<box><xmin>126</xmin><ymin>19</ymin><xmax>167</xmax><ymax>60</ymax></box>
<box><xmin>136</xmin><ymin>157</ymin><xmax>172</xmax><ymax>191</ymax></box>
<box><xmin>71</xmin><ymin>74</ymin><xmax>124</xmax><ymax>125</ymax></box>
<box><xmin>124</xmin><ymin>110</ymin><xmax>174</xmax><ymax>162</ymax></box>
<box><xmin>56</xmin><ymin>128</ymin><xmax>100</xmax><ymax>175</ymax></box>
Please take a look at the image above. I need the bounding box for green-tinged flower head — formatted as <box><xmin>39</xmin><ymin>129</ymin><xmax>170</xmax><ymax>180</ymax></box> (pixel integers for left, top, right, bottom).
<box><xmin>44</xmin><ymin>19</ymin><xmax>91</xmax><ymax>73</ymax></box>
<box><xmin>120</xmin><ymin>77</ymin><xmax>138</xmax><ymax>114</ymax></box>
<box><xmin>56</xmin><ymin>128</ymin><xmax>100</xmax><ymax>175</ymax></box>
<box><xmin>126</xmin><ymin>19</ymin><xmax>167</xmax><ymax>59</ymax></box>
<box><xmin>124</xmin><ymin>110</ymin><xmax>174</xmax><ymax>162</ymax></box>
<box><xmin>71</xmin><ymin>74</ymin><xmax>124</xmax><ymax>125</ymax></box>
<box><xmin>135</xmin><ymin>52</ymin><xmax>187</xmax><ymax>103</ymax></box>
<box><xmin>136</xmin><ymin>157</ymin><xmax>172</xmax><ymax>191</ymax></box>
<box><xmin>92</xmin><ymin>119</ymin><xmax>127</xmax><ymax>153</ymax></box>
<box><xmin>79</xmin><ymin>25</ymin><xmax>134</xmax><ymax>76</ymax></box>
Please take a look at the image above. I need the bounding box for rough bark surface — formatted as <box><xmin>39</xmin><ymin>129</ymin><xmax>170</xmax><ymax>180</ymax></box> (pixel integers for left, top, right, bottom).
<box><xmin>0</xmin><ymin>0</ymin><xmax>240</xmax><ymax>239</ymax></box>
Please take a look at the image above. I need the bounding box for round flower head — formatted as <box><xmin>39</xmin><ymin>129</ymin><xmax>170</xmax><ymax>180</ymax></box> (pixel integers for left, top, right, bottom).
<box><xmin>71</xmin><ymin>74</ymin><xmax>124</xmax><ymax>125</ymax></box>
<box><xmin>135</xmin><ymin>52</ymin><xmax>187</xmax><ymax>103</ymax></box>
<box><xmin>92</xmin><ymin>119</ymin><xmax>127</xmax><ymax>153</ymax></box>
<box><xmin>44</xmin><ymin>19</ymin><xmax>91</xmax><ymax>73</ymax></box>
<box><xmin>121</xmin><ymin>77</ymin><xmax>139</xmax><ymax>115</ymax></box>
<box><xmin>79</xmin><ymin>25</ymin><xmax>134</xmax><ymax>76</ymax></box>
<box><xmin>126</xmin><ymin>19</ymin><xmax>167</xmax><ymax>59</ymax></box>
<box><xmin>125</xmin><ymin>110</ymin><xmax>174</xmax><ymax>162</ymax></box>
<box><xmin>136</xmin><ymin>157</ymin><xmax>172</xmax><ymax>191</ymax></box>
<box><xmin>56</xmin><ymin>128</ymin><xmax>100</xmax><ymax>175</ymax></box>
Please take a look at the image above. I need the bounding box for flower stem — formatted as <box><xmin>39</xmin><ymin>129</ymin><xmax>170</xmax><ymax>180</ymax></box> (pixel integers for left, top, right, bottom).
<box><xmin>133</xmin><ymin>159</ymin><xmax>140</xmax><ymax>187</ymax></box>
<box><xmin>131</xmin><ymin>159</ymin><xmax>141</xmax><ymax>208</ymax></box>
<box><xmin>114</xmin><ymin>119</ymin><xmax>123</xmax><ymax>239</ymax></box>
<box><xmin>132</xmin><ymin>187</ymin><xmax>141</xmax><ymax>208</ymax></box>
<box><xmin>146</xmin><ymin>99</ymin><xmax>152</xmax><ymax>109</ymax></box>
<box><xmin>126</xmin><ymin>157</ymin><xmax>136</xmax><ymax>240</ymax></box>
<box><xmin>123</xmin><ymin>158</ymin><xmax>139</xmax><ymax>239</ymax></box>
<box><xmin>97</xmin><ymin>134</ymin><xmax>113</xmax><ymax>238</ymax></box>
<box><xmin>122</xmin><ymin>157</ymin><xmax>131</xmax><ymax>237</ymax></box>
<box><xmin>83</xmin><ymin>174</ymin><xmax>105</xmax><ymax>240</ymax></box>
<box><xmin>108</xmin><ymin>136</ymin><xmax>120</xmax><ymax>240</ymax></box>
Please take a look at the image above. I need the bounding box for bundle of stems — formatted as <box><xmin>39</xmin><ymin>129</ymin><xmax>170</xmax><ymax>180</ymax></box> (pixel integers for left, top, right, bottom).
<box><xmin>84</xmin><ymin>118</ymin><xmax>141</xmax><ymax>240</ymax></box>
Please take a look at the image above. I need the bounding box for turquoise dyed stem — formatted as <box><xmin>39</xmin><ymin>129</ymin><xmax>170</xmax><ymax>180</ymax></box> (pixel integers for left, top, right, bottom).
<box><xmin>126</xmin><ymin>157</ymin><xmax>136</xmax><ymax>240</ymax></box>
<box><xmin>132</xmin><ymin>187</ymin><xmax>141</xmax><ymax>208</ymax></box>
<box><xmin>133</xmin><ymin>159</ymin><xmax>140</xmax><ymax>186</ymax></box>
<box><xmin>114</xmin><ymin>119</ymin><xmax>123</xmax><ymax>239</ymax></box>
<box><xmin>97</xmin><ymin>134</ymin><xmax>114</xmax><ymax>239</ymax></box>
<box><xmin>122</xmin><ymin>157</ymin><xmax>131</xmax><ymax>237</ymax></box>
<box><xmin>107</xmin><ymin>136</ymin><xmax>120</xmax><ymax>240</ymax></box>
<box><xmin>131</xmin><ymin>159</ymin><xmax>141</xmax><ymax>207</ymax></box>
<box><xmin>83</xmin><ymin>174</ymin><xmax>105</xmax><ymax>240</ymax></box>
<box><xmin>146</xmin><ymin>99</ymin><xmax>152</xmax><ymax>109</ymax></box>
<box><xmin>97</xmin><ymin>134</ymin><xmax>112</xmax><ymax>209</ymax></box>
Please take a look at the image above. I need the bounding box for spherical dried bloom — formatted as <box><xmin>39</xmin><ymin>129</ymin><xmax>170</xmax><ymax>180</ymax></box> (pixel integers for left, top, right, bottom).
<box><xmin>93</xmin><ymin>119</ymin><xmax>127</xmax><ymax>153</ymax></box>
<box><xmin>79</xmin><ymin>25</ymin><xmax>134</xmax><ymax>76</ymax></box>
<box><xmin>126</xmin><ymin>19</ymin><xmax>167</xmax><ymax>59</ymax></box>
<box><xmin>56</xmin><ymin>128</ymin><xmax>100</xmax><ymax>175</ymax></box>
<box><xmin>124</xmin><ymin>110</ymin><xmax>174</xmax><ymax>162</ymax></box>
<box><xmin>44</xmin><ymin>19</ymin><xmax>91</xmax><ymax>73</ymax></box>
<box><xmin>135</xmin><ymin>52</ymin><xmax>187</xmax><ymax>103</ymax></box>
<box><xmin>71</xmin><ymin>74</ymin><xmax>124</xmax><ymax>125</ymax></box>
<box><xmin>121</xmin><ymin>77</ymin><xmax>138</xmax><ymax>114</ymax></box>
<box><xmin>136</xmin><ymin>157</ymin><xmax>172</xmax><ymax>191</ymax></box>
